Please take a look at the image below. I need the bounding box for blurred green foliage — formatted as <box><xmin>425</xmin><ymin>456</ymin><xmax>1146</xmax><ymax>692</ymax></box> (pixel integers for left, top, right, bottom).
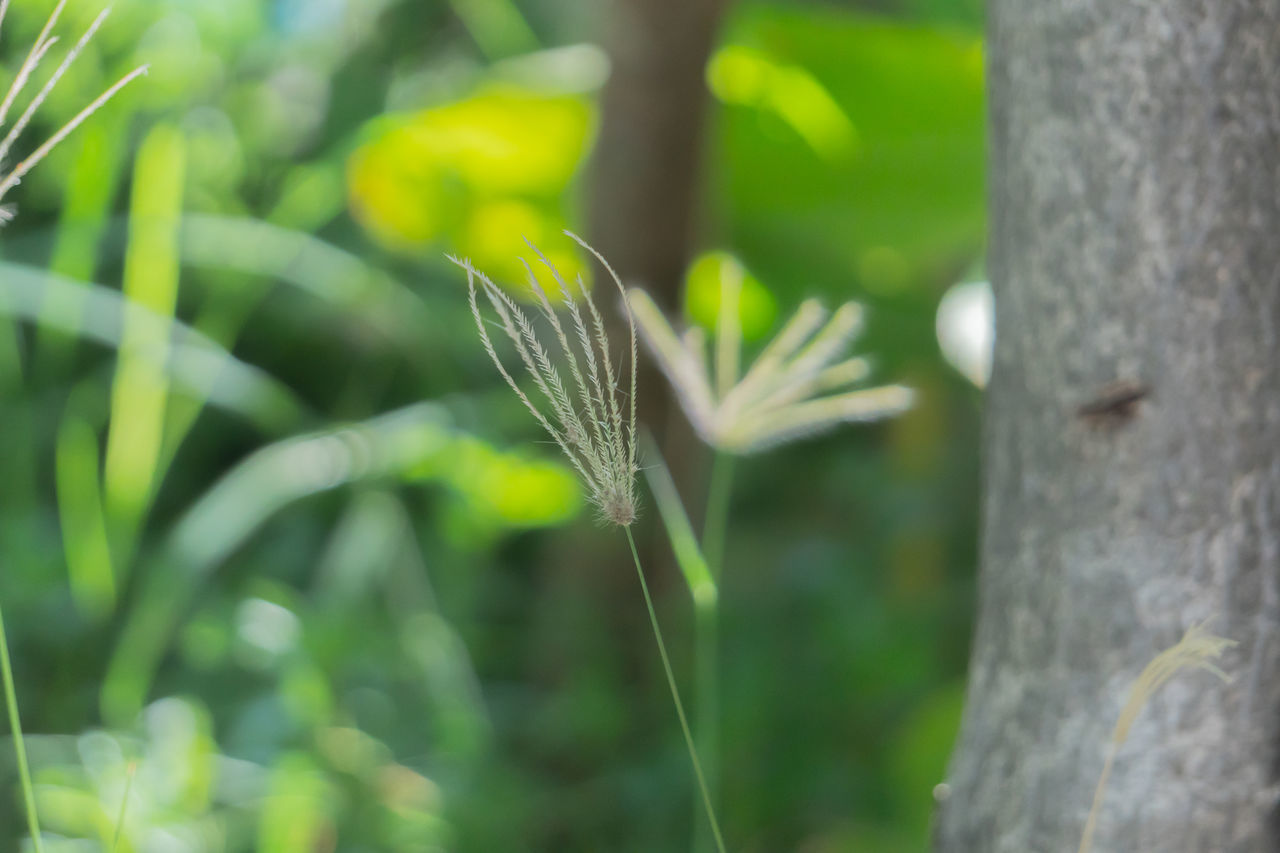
<box><xmin>0</xmin><ymin>0</ymin><xmax>983</xmax><ymax>850</ymax></box>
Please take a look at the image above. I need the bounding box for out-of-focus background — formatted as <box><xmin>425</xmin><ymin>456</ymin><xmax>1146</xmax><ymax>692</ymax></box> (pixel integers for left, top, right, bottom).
<box><xmin>0</xmin><ymin>0</ymin><xmax>987</xmax><ymax>850</ymax></box>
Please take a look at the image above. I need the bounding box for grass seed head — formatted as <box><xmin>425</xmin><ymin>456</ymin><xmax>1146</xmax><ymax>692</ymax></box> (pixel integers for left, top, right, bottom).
<box><xmin>0</xmin><ymin>1</ymin><xmax>148</xmax><ymax>214</ymax></box>
<box><xmin>629</xmin><ymin>264</ymin><xmax>913</xmax><ymax>454</ymax></box>
<box><xmin>452</xmin><ymin>232</ymin><xmax>638</xmax><ymax>527</ymax></box>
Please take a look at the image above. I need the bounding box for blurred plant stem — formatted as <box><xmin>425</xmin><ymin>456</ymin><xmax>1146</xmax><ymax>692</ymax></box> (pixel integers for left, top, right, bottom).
<box><xmin>703</xmin><ymin>453</ymin><xmax>734</xmax><ymax>584</ymax></box>
<box><xmin>624</xmin><ymin>527</ymin><xmax>726</xmax><ymax>853</ymax></box>
<box><xmin>0</xmin><ymin>603</ymin><xmax>43</xmax><ymax>853</ymax></box>
<box><xmin>103</xmin><ymin>123</ymin><xmax>186</xmax><ymax>577</ymax></box>
<box><xmin>111</xmin><ymin>761</ymin><xmax>136</xmax><ymax>853</ymax></box>
<box><xmin>695</xmin><ymin>451</ymin><xmax>734</xmax><ymax>853</ymax></box>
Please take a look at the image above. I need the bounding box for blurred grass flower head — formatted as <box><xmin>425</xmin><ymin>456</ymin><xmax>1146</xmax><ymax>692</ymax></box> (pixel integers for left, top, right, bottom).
<box><xmin>1077</xmin><ymin>621</ymin><xmax>1236</xmax><ymax>853</ymax></box>
<box><xmin>0</xmin><ymin>0</ymin><xmax>147</xmax><ymax>218</ymax></box>
<box><xmin>629</xmin><ymin>261</ymin><xmax>914</xmax><ymax>453</ymax></box>
<box><xmin>451</xmin><ymin>232</ymin><xmax>638</xmax><ymax>526</ymax></box>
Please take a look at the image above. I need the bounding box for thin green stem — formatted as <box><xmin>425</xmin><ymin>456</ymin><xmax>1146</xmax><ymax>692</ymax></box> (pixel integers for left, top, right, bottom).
<box><xmin>694</xmin><ymin>452</ymin><xmax>734</xmax><ymax>853</ymax></box>
<box><xmin>0</xmin><ymin>602</ymin><xmax>43</xmax><ymax>853</ymax></box>
<box><xmin>702</xmin><ymin>452</ymin><xmax>735</xmax><ymax>578</ymax></box>
<box><xmin>692</xmin><ymin>598</ymin><xmax>719</xmax><ymax>853</ymax></box>
<box><xmin>111</xmin><ymin>761</ymin><xmax>137</xmax><ymax>853</ymax></box>
<box><xmin>623</xmin><ymin>527</ymin><xmax>726</xmax><ymax>853</ymax></box>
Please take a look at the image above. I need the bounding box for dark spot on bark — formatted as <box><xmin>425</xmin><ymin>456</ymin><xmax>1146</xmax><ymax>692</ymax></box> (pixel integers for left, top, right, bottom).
<box><xmin>1076</xmin><ymin>380</ymin><xmax>1149</xmax><ymax>424</ymax></box>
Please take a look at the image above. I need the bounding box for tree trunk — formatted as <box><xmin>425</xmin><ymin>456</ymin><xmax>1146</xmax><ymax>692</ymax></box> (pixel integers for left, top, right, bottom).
<box><xmin>937</xmin><ymin>2</ymin><xmax>1280</xmax><ymax>851</ymax></box>
<box><xmin>588</xmin><ymin>0</ymin><xmax>729</xmax><ymax>311</ymax></box>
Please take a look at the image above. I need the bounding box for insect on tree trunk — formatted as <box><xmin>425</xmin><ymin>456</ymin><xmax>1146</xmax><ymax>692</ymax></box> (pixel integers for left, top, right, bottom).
<box><xmin>936</xmin><ymin>2</ymin><xmax>1280</xmax><ymax>851</ymax></box>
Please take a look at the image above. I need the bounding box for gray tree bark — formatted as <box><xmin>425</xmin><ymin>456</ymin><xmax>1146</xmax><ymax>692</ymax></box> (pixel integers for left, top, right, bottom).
<box><xmin>937</xmin><ymin>2</ymin><xmax>1280</xmax><ymax>852</ymax></box>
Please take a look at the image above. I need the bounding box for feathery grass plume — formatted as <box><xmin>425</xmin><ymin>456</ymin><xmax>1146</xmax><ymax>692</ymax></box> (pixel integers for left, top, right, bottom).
<box><xmin>454</xmin><ymin>237</ymin><xmax>728</xmax><ymax>852</ymax></box>
<box><xmin>1077</xmin><ymin>622</ymin><xmax>1236</xmax><ymax>853</ymax></box>
<box><xmin>450</xmin><ymin>232</ymin><xmax>638</xmax><ymax>526</ymax></box>
<box><xmin>629</xmin><ymin>261</ymin><xmax>914</xmax><ymax>454</ymax></box>
<box><xmin>0</xmin><ymin>0</ymin><xmax>148</xmax><ymax>214</ymax></box>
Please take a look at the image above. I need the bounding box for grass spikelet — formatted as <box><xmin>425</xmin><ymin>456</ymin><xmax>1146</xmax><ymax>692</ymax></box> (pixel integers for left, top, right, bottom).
<box><xmin>0</xmin><ymin>1</ymin><xmax>148</xmax><ymax>210</ymax></box>
<box><xmin>450</xmin><ymin>232</ymin><xmax>638</xmax><ymax>526</ymax></box>
<box><xmin>1077</xmin><ymin>622</ymin><xmax>1236</xmax><ymax>853</ymax></box>
<box><xmin>629</xmin><ymin>268</ymin><xmax>912</xmax><ymax>454</ymax></box>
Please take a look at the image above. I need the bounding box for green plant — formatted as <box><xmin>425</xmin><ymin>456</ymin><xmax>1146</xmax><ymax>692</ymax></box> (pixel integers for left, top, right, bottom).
<box><xmin>631</xmin><ymin>256</ymin><xmax>914</xmax><ymax>851</ymax></box>
<box><xmin>453</xmin><ymin>234</ymin><xmax>727</xmax><ymax>853</ymax></box>
<box><xmin>0</xmin><ymin>1</ymin><xmax>145</xmax><ymax>849</ymax></box>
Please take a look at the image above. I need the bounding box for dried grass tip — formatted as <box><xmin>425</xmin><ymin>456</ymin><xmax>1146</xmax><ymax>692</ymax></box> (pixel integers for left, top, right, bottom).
<box><xmin>1077</xmin><ymin>621</ymin><xmax>1236</xmax><ymax>853</ymax></box>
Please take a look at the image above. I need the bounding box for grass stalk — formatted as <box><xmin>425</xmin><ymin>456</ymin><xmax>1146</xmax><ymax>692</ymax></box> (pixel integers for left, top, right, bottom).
<box><xmin>0</xmin><ymin>602</ymin><xmax>43</xmax><ymax>853</ymax></box>
<box><xmin>624</xmin><ymin>527</ymin><xmax>726</xmax><ymax>853</ymax></box>
<box><xmin>110</xmin><ymin>761</ymin><xmax>136</xmax><ymax>853</ymax></box>
<box><xmin>693</xmin><ymin>451</ymin><xmax>734</xmax><ymax>853</ymax></box>
<box><xmin>702</xmin><ymin>453</ymin><xmax>734</xmax><ymax>577</ymax></box>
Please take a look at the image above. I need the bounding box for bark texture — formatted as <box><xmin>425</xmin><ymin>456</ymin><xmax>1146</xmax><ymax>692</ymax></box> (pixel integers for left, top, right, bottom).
<box><xmin>937</xmin><ymin>2</ymin><xmax>1280</xmax><ymax>851</ymax></box>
